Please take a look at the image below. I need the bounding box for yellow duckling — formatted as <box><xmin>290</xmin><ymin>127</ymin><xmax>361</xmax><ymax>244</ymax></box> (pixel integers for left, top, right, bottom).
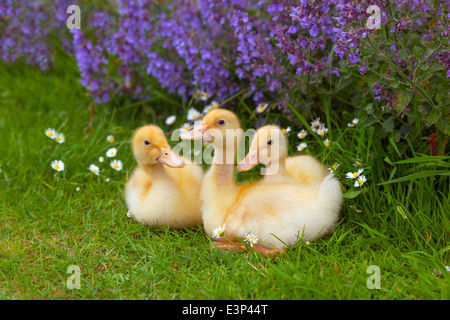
<box><xmin>237</xmin><ymin>125</ymin><xmax>329</xmax><ymax>186</ymax></box>
<box><xmin>226</xmin><ymin>125</ymin><xmax>342</xmax><ymax>254</ymax></box>
<box><xmin>181</xmin><ymin>109</ymin><xmax>243</xmax><ymax>241</ymax></box>
<box><xmin>125</xmin><ymin>125</ymin><xmax>203</xmax><ymax>229</ymax></box>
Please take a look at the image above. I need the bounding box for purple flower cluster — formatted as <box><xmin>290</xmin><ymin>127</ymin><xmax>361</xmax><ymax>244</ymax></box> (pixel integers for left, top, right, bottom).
<box><xmin>153</xmin><ymin>0</ymin><xmax>239</xmax><ymax>99</ymax></box>
<box><xmin>70</xmin><ymin>28</ymin><xmax>112</xmax><ymax>104</ymax></box>
<box><xmin>0</xmin><ymin>0</ymin><xmax>16</xmax><ymax>17</ymax></box>
<box><xmin>332</xmin><ymin>0</ymin><xmax>388</xmax><ymax>67</ymax></box>
<box><xmin>1</xmin><ymin>0</ymin><xmax>448</xmax><ymax>114</ymax></box>
<box><xmin>0</xmin><ymin>1</ymin><xmax>52</xmax><ymax>70</ymax></box>
<box><xmin>437</xmin><ymin>51</ymin><xmax>450</xmax><ymax>78</ymax></box>
<box><xmin>273</xmin><ymin>0</ymin><xmax>331</xmax><ymax>75</ymax></box>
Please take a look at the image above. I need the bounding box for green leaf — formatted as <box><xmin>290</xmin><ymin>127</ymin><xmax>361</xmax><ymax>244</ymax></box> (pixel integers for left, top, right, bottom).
<box><xmin>398</xmin><ymin>48</ymin><xmax>410</xmax><ymax>61</ymax></box>
<box><xmin>383</xmin><ymin>117</ymin><xmax>395</xmax><ymax>133</ymax></box>
<box><xmin>362</xmin><ymin>116</ymin><xmax>377</xmax><ymax>127</ymax></box>
<box><xmin>342</xmin><ymin>190</ymin><xmax>362</xmax><ymax>199</ymax></box>
<box><xmin>396</xmin><ymin>205</ymin><xmax>408</xmax><ymax>220</ymax></box>
<box><xmin>389</xmin><ymin>136</ymin><xmax>402</xmax><ymax>157</ymax></box>
<box><xmin>390</xmin><ymin>155</ymin><xmax>450</xmax><ymax>165</ymax></box>
<box><xmin>402</xmin><ymin>252</ymin><xmax>435</xmax><ymax>267</ymax></box>
<box><xmin>377</xmin><ymin>170</ymin><xmax>450</xmax><ymax>185</ymax></box>
<box><xmin>413</xmin><ymin>46</ymin><xmax>424</xmax><ymax>61</ymax></box>
<box><xmin>384</xmin><ymin>156</ymin><xmax>394</xmax><ymax>165</ymax></box>
<box><xmin>420</xmin><ymin>63</ymin><xmax>429</xmax><ymax>71</ymax></box>
<box><xmin>379</xmin><ymin>62</ymin><xmax>389</xmax><ymax>75</ymax></box>
<box><xmin>352</xmin><ymin>221</ymin><xmax>390</xmax><ymax>240</ymax></box>
<box><xmin>396</xmin><ymin>91</ymin><xmax>412</xmax><ymax>112</ymax></box>
<box><xmin>427</xmin><ymin>108</ymin><xmax>440</xmax><ymax>126</ymax></box>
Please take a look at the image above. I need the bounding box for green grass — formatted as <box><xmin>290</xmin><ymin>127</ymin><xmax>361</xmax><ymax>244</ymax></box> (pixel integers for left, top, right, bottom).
<box><xmin>0</xmin><ymin>54</ymin><xmax>449</xmax><ymax>300</ymax></box>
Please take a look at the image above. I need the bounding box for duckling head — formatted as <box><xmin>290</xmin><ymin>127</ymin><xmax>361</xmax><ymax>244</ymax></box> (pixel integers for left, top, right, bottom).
<box><xmin>180</xmin><ymin>108</ymin><xmax>241</xmax><ymax>151</ymax></box>
<box><xmin>237</xmin><ymin>125</ymin><xmax>288</xmax><ymax>172</ymax></box>
<box><xmin>132</xmin><ymin>125</ymin><xmax>185</xmax><ymax>168</ymax></box>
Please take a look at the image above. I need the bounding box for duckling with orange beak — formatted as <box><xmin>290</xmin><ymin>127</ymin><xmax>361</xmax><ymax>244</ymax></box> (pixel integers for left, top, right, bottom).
<box><xmin>125</xmin><ymin>125</ymin><xmax>204</xmax><ymax>228</ymax></box>
<box><xmin>223</xmin><ymin>125</ymin><xmax>342</xmax><ymax>252</ymax></box>
<box><xmin>180</xmin><ymin>109</ymin><xmax>242</xmax><ymax>238</ymax></box>
<box><xmin>238</xmin><ymin>125</ymin><xmax>329</xmax><ymax>186</ymax></box>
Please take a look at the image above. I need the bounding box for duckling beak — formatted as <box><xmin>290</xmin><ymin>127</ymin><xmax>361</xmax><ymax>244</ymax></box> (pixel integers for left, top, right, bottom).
<box><xmin>180</xmin><ymin>125</ymin><xmax>214</xmax><ymax>142</ymax></box>
<box><xmin>157</xmin><ymin>147</ymin><xmax>185</xmax><ymax>168</ymax></box>
<box><xmin>237</xmin><ymin>148</ymin><xmax>260</xmax><ymax>172</ymax></box>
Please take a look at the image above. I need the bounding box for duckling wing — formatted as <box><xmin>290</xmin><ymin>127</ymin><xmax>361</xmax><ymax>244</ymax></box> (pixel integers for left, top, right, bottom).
<box><xmin>285</xmin><ymin>155</ymin><xmax>329</xmax><ymax>186</ymax></box>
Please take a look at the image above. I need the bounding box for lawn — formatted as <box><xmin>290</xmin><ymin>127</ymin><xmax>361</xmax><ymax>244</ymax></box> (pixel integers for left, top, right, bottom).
<box><xmin>0</xmin><ymin>53</ymin><xmax>449</xmax><ymax>301</ymax></box>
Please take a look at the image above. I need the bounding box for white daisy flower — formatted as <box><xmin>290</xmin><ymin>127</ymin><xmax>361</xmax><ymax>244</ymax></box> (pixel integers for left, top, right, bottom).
<box><xmin>210</xmin><ymin>100</ymin><xmax>219</xmax><ymax>109</ymax></box>
<box><xmin>165</xmin><ymin>115</ymin><xmax>176</xmax><ymax>125</ymax></box>
<box><xmin>110</xmin><ymin>159</ymin><xmax>123</xmax><ymax>171</ymax></box>
<box><xmin>347</xmin><ymin>118</ymin><xmax>359</xmax><ymax>127</ymax></box>
<box><xmin>179</xmin><ymin>123</ymin><xmax>192</xmax><ymax>134</ymax></box>
<box><xmin>353</xmin><ymin>158</ymin><xmax>363</xmax><ymax>167</ymax></box>
<box><xmin>255</xmin><ymin>103</ymin><xmax>268</xmax><ymax>114</ymax></box>
<box><xmin>89</xmin><ymin>164</ymin><xmax>100</xmax><ymax>176</ymax></box>
<box><xmin>194</xmin><ymin>90</ymin><xmax>210</xmax><ymax>101</ymax></box>
<box><xmin>297</xmin><ymin>143</ymin><xmax>307</xmax><ymax>152</ymax></box>
<box><xmin>310</xmin><ymin>118</ymin><xmax>321</xmax><ymax>128</ymax></box>
<box><xmin>106</xmin><ymin>135</ymin><xmax>115</xmax><ymax>143</ymax></box>
<box><xmin>297</xmin><ymin>129</ymin><xmax>307</xmax><ymax>139</ymax></box>
<box><xmin>106</xmin><ymin>148</ymin><xmax>117</xmax><ymax>158</ymax></box>
<box><xmin>201</xmin><ymin>91</ymin><xmax>210</xmax><ymax>101</ymax></box>
<box><xmin>331</xmin><ymin>162</ymin><xmax>340</xmax><ymax>170</ymax></box>
<box><xmin>187</xmin><ymin>107</ymin><xmax>202</xmax><ymax>121</ymax></box>
<box><xmin>316</xmin><ymin>125</ymin><xmax>328</xmax><ymax>136</ymax></box>
<box><xmin>76</xmin><ymin>187</ymin><xmax>80</xmax><ymax>192</ymax></box>
<box><xmin>51</xmin><ymin>160</ymin><xmax>65</xmax><ymax>172</ymax></box>
<box><xmin>45</xmin><ymin>128</ymin><xmax>57</xmax><ymax>139</ymax></box>
<box><xmin>346</xmin><ymin>168</ymin><xmax>365</xmax><ymax>180</ymax></box>
<box><xmin>194</xmin><ymin>90</ymin><xmax>203</xmax><ymax>100</ymax></box>
<box><xmin>126</xmin><ymin>210</ymin><xmax>132</xmax><ymax>218</ymax></box>
<box><xmin>203</xmin><ymin>100</ymin><xmax>220</xmax><ymax>114</ymax></box>
<box><xmin>244</xmin><ymin>233</ymin><xmax>258</xmax><ymax>247</ymax></box>
<box><xmin>323</xmin><ymin>138</ymin><xmax>331</xmax><ymax>147</ymax></box>
<box><xmin>354</xmin><ymin>175</ymin><xmax>367</xmax><ymax>187</ymax></box>
<box><xmin>281</xmin><ymin>126</ymin><xmax>292</xmax><ymax>134</ymax></box>
<box><xmin>212</xmin><ymin>224</ymin><xmax>226</xmax><ymax>239</ymax></box>
<box><xmin>203</xmin><ymin>104</ymin><xmax>214</xmax><ymax>114</ymax></box>
<box><xmin>99</xmin><ymin>156</ymin><xmax>104</xmax><ymax>163</ymax></box>
<box><xmin>54</xmin><ymin>132</ymin><xmax>65</xmax><ymax>144</ymax></box>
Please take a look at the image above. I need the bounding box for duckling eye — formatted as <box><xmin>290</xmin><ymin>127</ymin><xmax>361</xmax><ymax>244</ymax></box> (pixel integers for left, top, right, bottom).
<box><xmin>144</xmin><ymin>140</ymin><xmax>151</xmax><ymax>146</ymax></box>
<box><xmin>217</xmin><ymin>119</ymin><xmax>225</xmax><ymax>126</ymax></box>
<box><xmin>267</xmin><ymin>139</ymin><xmax>272</xmax><ymax>146</ymax></box>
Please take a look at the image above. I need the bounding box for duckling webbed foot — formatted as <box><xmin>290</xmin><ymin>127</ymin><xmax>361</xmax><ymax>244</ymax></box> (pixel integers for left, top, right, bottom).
<box><xmin>211</xmin><ymin>241</ymin><xmax>247</xmax><ymax>252</ymax></box>
<box><xmin>250</xmin><ymin>244</ymin><xmax>286</xmax><ymax>258</ymax></box>
<box><xmin>211</xmin><ymin>240</ymin><xmax>285</xmax><ymax>257</ymax></box>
